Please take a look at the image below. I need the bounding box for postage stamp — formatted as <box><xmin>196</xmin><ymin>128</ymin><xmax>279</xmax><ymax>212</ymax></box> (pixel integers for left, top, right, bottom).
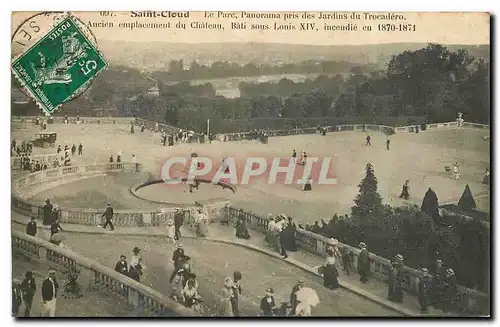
<box><xmin>11</xmin><ymin>15</ymin><xmax>107</xmax><ymax>115</ymax></box>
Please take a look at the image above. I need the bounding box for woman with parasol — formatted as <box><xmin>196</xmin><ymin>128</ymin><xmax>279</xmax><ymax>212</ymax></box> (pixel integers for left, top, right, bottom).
<box><xmin>295</xmin><ymin>287</ymin><xmax>320</xmax><ymax>316</ymax></box>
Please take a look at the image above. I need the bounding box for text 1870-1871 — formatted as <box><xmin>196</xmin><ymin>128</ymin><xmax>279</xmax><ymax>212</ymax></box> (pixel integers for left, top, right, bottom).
<box><xmin>378</xmin><ymin>24</ymin><xmax>416</xmax><ymax>32</ymax></box>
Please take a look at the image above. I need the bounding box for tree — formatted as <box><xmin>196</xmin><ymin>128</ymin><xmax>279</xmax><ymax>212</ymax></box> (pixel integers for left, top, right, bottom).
<box><xmin>351</xmin><ymin>163</ymin><xmax>384</xmax><ymax>218</ymax></box>
<box><xmin>457</xmin><ymin>184</ymin><xmax>477</xmax><ymax>212</ymax></box>
<box><xmin>421</xmin><ymin>187</ymin><xmax>441</xmax><ymax>223</ymax></box>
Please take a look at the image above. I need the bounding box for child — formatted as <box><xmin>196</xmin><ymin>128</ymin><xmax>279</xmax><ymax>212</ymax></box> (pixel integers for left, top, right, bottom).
<box><xmin>166</xmin><ymin>218</ymin><xmax>175</xmax><ymax>243</ymax></box>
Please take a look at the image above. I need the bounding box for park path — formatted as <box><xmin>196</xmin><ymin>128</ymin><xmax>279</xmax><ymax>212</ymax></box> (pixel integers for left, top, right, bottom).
<box><xmin>12</xmin><ymin>210</ymin><xmax>450</xmax><ymax>317</ymax></box>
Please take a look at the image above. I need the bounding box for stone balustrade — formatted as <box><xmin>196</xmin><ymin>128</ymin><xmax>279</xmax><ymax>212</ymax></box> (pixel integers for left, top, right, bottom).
<box><xmin>216</xmin><ymin>121</ymin><xmax>487</xmax><ymax>142</ymax></box>
<box><xmin>12</xmin><ymin>230</ymin><xmax>197</xmax><ymax>316</ymax></box>
<box><xmin>223</xmin><ymin>206</ymin><xmax>489</xmax><ymax>315</ymax></box>
<box><xmin>11</xmin><ymin>163</ymin><xmax>227</xmax><ymax>227</ymax></box>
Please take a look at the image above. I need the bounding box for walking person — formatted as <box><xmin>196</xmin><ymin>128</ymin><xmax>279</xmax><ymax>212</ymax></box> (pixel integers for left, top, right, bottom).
<box><xmin>41</xmin><ymin>270</ymin><xmax>58</xmax><ymax>317</ymax></box>
<box><xmin>357</xmin><ymin>242</ymin><xmax>370</xmax><ymax>283</ymax></box>
<box><xmin>319</xmin><ymin>253</ymin><xmax>340</xmax><ymax>290</ymax></box>
<box><xmin>418</xmin><ymin>268</ymin><xmax>432</xmax><ymax>313</ymax></box>
<box><xmin>128</xmin><ymin>247</ymin><xmax>143</xmax><ymax>282</ymax></box>
<box><xmin>114</xmin><ymin>255</ymin><xmax>128</xmax><ymax>276</ymax></box>
<box><xmin>21</xmin><ymin>271</ymin><xmax>36</xmax><ymax>317</ymax></box>
<box><xmin>50</xmin><ymin>218</ymin><xmax>63</xmax><ymax>237</ymax></box>
<box><xmin>26</xmin><ymin>216</ymin><xmax>37</xmax><ymax>237</ymax></box>
<box><xmin>443</xmin><ymin>268</ymin><xmax>458</xmax><ymax>313</ymax></box>
<box><xmin>431</xmin><ymin>259</ymin><xmax>446</xmax><ymax>310</ymax></box>
<box><xmin>279</xmin><ymin>224</ymin><xmax>288</xmax><ymax>259</ymax></box>
<box><xmin>100</xmin><ymin>203</ymin><xmax>115</xmax><ymax>231</ymax></box>
<box><xmin>43</xmin><ymin>199</ymin><xmax>53</xmax><ymax>226</ymax></box>
<box><xmin>231</xmin><ymin>271</ymin><xmax>242</xmax><ymax>317</ymax></box>
<box><xmin>71</xmin><ymin>144</ymin><xmax>76</xmax><ymax>156</ymax></box>
<box><xmin>166</xmin><ymin>219</ymin><xmax>175</xmax><ymax>243</ymax></box>
<box><xmin>289</xmin><ymin>278</ymin><xmax>304</xmax><ymax>316</ymax></box>
<box><xmin>217</xmin><ymin>277</ymin><xmax>234</xmax><ymax>317</ymax></box>
<box><xmin>399</xmin><ymin>180</ymin><xmax>410</xmax><ymax>200</ymax></box>
<box><xmin>174</xmin><ymin>208</ymin><xmax>184</xmax><ymax>241</ymax></box>
<box><xmin>386</xmin><ymin>139</ymin><xmax>390</xmax><ymax>151</ymax></box>
<box><xmin>365</xmin><ymin>135</ymin><xmax>371</xmax><ymax>146</ymax></box>
<box><xmin>260</xmin><ymin>288</ymin><xmax>277</xmax><ymax>316</ymax></box>
<box><xmin>12</xmin><ymin>279</ymin><xmax>22</xmax><ymax>317</ymax></box>
<box><xmin>388</xmin><ymin>254</ymin><xmax>404</xmax><ymax>303</ymax></box>
<box><xmin>78</xmin><ymin>143</ymin><xmax>83</xmax><ymax>155</ymax></box>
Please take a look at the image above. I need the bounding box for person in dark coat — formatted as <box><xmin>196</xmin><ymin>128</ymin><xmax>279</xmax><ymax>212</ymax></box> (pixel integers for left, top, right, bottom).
<box><xmin>418</xmin><ymin>268</ymin><xmax>432</xmax><ymax>313</ymax></box>
<box><xmin>319</xmin><ymin>255</ymin><xmax>340</xmax><ymax>290</ymax></box>
<box><xmin>43</xmin><ymin>199</ymin><xmax>53</xmax><ymax>225</ymax></box>
<box><xmin>388</xmin><ymin>254</ymin><xmax>404</xmax><ymax>303</ymax></box>
<box><xmin>26</xmin><ymin>216</ymin><xmax>37</xmax><ymax>237</ymax></box>
<box><xmin>41</xmin><ymin>270</ymin><xmax>58</xmax><ymax>317</ymax></box>
<box><xmin>399</xmin><ymin>180</ymin><xmax>410</xmax><ymax>200</ymax></box>
<box><xmin>50</xmin><ymin>218</ymin><xmax>63</xmax><ymax>237</ymax></box>
<box><xmin>71</xmin><ymin>144</ymin><xmax>76</xmax><ymax>156</ymax></box>
<box><xmin>231</xmin><ymin>271</ymin><xmax>242</xmax><ymax>317</ymax></box>
<box><xmin>234</xmin><ymin>217</ymin><xmax>251</xmax><ymax>239</ymax></box>
<box><xmin>78</xmin><ymin>143</ymin><xmax>83</xmax><ymax>155</ymax></box>
<box><xmin>386</xmin><ymin>139</ymin><xmax>390</xmax><ymax>151</ymax></box>
<box><xmin>357</xmin><ymin>242</ymin><xmax>370</xmax><ymax>283</ymax></box>
<box><xmin>172</xmin><ymin>244</ymin><xmax>187</xmax><ymax>270</ymax></box>
<box><xmin>431</xmin><ymin>259</ymin><xmax>446</xmax><ymax>309</ymax></box>
<box><xmin>169</xmin><ymin>244</ymin><xmax>189</xmax><ymax>283</ymax></box>
<box><xmin>279</xmin><ymin>226</ymin><xmax>288</xmax><ymax>259</ymax></box>
<box><xmin>174</xmin><ymin>208</ymin><xmax>184</xmax><ymax>240</ymax></box>
<box><xmin>21</xmin><ymin>271</ymin><xmax>36</xmax><ymax>317</ymax></box>
<box><xmin>12</xmin><ymin>279</ymin><xmax>22</xmax><ymax>316</ymax></box>
<box><xmin>50</xmin><ymin>207</ymin><xmax>60</xmax><ymax>227</ymax></box>
<box><xmin>443</xmin><ymin>268</ymin><xmax>458</xmax><ymax>313</ymax></box>
<box><xmin>341</xmin><ymin>247</ymin><xmax>352</xmax><ymax>276</ymax></box>
<box><xmin>365</xmin><ymin>135</ymin><xmax>371</xmax><ymax>146</ymax></box>
<box><xmin>109</xmin><ymin>155</ymin><xmax>114</xmax><ymax>163</ymax></box>
<box><xmin>101</xmin><ymin>203</ymin><xmax>115</xmax><ymax>231</ymax></box>
<box><xmin>260</xmin><ymin>288</ymin><xmax>277</xmax><ymax>316</ymax></box>
<box><xmin>289</xmin><ymin>278</ymin><xmax>304</xmax><ymax>316</ymax></box>
<box><xmin>128</xmin><ymin>247</ymin><xmax>143</xmax><ymax>282</ymax></box>
<box><xmin>285</xmin><ymin>217</ymin><xmax>298</xmax><ymax>251</ymax></box>
<box><xmin>114</xmin><ymin>255</ymin><xmax>128</xmax><ymax>276</ymax></box>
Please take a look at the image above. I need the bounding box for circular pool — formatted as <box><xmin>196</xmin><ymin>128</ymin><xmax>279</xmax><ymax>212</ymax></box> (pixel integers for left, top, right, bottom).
<box><xmin>131</xmin><ymin>179</ymin><xmax>235</xmax><ymax>205</ymax></box>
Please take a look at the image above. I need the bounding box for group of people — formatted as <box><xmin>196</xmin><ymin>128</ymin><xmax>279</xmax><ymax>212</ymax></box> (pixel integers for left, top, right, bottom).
<box><xmin>364</xmin><ymin>134</ymin><xmax>391</xmax><ymax>150</ymax></box>
<box><xmin>56</xmin><ymin>143</ymin><xmax>83</xmax><ymax>167</ymax></box>
<box><xmin>12</xmin><ymin>139</ymin><xmax>33</xmax><ymax>157</ymax></box>
<box><xmin>12</xmin><ymin>269</ymin><xmax>59</xmax><ymax>317</ymax></box>
<box><xmin>168</xmin><ymin>244</ymin><xmax>204</xmax><ymax>313</ymax></box>
<box><xmin>114</xmin><ymin>247</ymin><xmax>145</xmax><ymax>283</ymax></box>
<box><xmin>265</xmin><ymin>213</ymin><xmax>298</xmax><ymax>260</ymax></box>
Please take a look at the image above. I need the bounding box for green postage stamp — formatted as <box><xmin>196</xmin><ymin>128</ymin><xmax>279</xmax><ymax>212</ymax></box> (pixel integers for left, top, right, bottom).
<box><xmin>11</xmin><ymin>16</ymin><xmax>107</xmax><ymax>115</ymax></box>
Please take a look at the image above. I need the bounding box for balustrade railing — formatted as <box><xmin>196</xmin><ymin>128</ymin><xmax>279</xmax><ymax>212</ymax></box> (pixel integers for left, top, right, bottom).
<box><xmin>12</xmin><ymin>230</ymin><xmax>197</xmax><ymax>316</ymax></box>
<box><xmin>223</xmin><ymin>206</ymin><xmax>489</xmax><ymax>315</ymax></box>
<box><xmin>11</xmin><ymin>163</ymin><xmax>227</xmax><ymax>227</ymax></box>
<box><xmin>216</xmin><ymin>121</ymin><xmax>488</xmax><ymax>142</ymax></box>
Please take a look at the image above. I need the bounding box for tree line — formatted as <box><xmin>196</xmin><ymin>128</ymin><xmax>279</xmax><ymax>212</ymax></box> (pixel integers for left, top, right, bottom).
<box><xmin>305</xmin><ymin>164</ymin><xmax>489</xmax><ymax>293</ymax></box>
<box><xmin>151</xmin><ymin>59</ymin><xmax>379</xmax><ymax>81</ymax></box>
<box><xmin>12</xmin><ymin>43</ymin><xmax>489</xmax><ymax>133</ymax></box>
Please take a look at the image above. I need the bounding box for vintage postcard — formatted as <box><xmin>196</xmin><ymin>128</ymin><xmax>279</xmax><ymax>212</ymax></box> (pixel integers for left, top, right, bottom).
<box><xmin>11</xmin><ymin>11</ymin><xmax>490</xmax><ymax>318</ymax></box>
